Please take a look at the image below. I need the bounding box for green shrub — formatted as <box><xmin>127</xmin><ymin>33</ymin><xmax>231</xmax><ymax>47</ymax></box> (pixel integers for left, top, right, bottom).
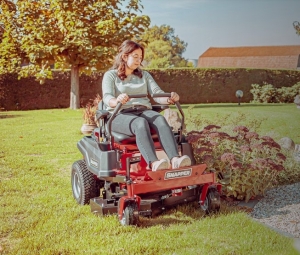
<box><xmin>250</xmin><ymin>83</ymin><xmax>276</xmax><ymax>103</ymax></box>
<box><xmin>250</xmin><ymin>82</ymin><xmax>300</xmax><ymax>103</ymax></box>
<box><xmin>187</xmin><ymin>125</ymin><xmax>285</xmax><ymax>202</ymax></box>
<box><xmin>277</xmin><ymin>83</ymin><xmax>300</xmax><ymax>103</ymax></box>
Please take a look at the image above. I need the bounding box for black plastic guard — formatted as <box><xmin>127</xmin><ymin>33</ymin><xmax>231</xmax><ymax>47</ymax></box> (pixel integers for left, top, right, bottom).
<box><xmin>77</xmin><ymin>136</ymin><xmax>117</xmax><ymax>177</ymax></box>
<box><xmin>181</xmin><ymin>142</ymin><xmax>196</xmax><ymax>165</ymax></box>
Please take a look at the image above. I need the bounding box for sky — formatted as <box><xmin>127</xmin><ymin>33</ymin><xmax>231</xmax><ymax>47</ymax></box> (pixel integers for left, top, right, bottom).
<box><xmin>141</xmin><ymin>0</ymin><xmax>300</xmax><ymax>60</ymax></box>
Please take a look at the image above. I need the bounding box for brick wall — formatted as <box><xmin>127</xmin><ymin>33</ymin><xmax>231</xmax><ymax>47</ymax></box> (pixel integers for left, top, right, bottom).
<box><xmin>198</xmin><ymin>56</ymin><xmax>299</xmax><ymax>69</ymax></box>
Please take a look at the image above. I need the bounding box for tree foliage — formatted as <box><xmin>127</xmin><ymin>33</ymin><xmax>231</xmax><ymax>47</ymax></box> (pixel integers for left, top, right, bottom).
<box><xmin>0</xmin><ymin>1</ymin><xmax>23</xmax><ymax>74</ymax></box>
<box><xmin>144</xmin><ymin>40</ymin><xmax>172</xmax><ymax>68</ymax></box>
<box><xmin>140</xmin><ymin>24</ymin><xmax>189</xmax><ymax>68</ymax></box>
<box><xmin>0</xmin><ymin>0</ymin><xmax>150</xmax><ymax>109</ymax></box>
<box><xmin>293</xmin><ymin>21</ymin><xmax>300</xmax><ymax>36</ymax></box>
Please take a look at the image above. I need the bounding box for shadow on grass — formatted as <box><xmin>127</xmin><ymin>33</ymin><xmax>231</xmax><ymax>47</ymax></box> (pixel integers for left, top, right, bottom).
<box><xmin>181</xmin><ymin>104</ymin><xmax>286</xmax><ymax>109</ymax></box>
<box><xmin>0</xmin><ymin>113</ymin><xmax>23</xmax><ymax>119</ymax></box>
<box><xmin>138</xmin><ymin>216</ymin><xmax>192</xmax><ymax>227</ymax></box>
<box><xmin>138</xmin><ymin>201</ymin><xmax>239</xmax><ymax>228</ymax></box>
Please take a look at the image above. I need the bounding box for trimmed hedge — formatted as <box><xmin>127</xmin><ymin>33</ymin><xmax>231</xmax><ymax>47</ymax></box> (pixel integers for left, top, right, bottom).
<box><xmin>0</xmin><ymin>68</ymin><xmax>300</xmax><ymax>110</ymax></box>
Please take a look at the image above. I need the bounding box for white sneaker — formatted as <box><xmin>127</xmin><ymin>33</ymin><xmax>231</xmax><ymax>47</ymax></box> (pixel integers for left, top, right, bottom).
<box><xmin>151</xmin><ymin>159</ymin><xmax>169</xmax><ymax>171</ymax></box>
<box><xmin>172</xmin><ymin>155</ymin><xmax>191</xmax><ymax>169</ymax></box>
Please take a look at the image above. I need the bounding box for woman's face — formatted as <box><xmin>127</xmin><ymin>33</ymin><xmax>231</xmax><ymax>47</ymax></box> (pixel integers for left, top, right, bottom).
<box><xmin>123</xmin><ymin>48</ymin><xmax>143</xmax><ymax>72</ymax></box>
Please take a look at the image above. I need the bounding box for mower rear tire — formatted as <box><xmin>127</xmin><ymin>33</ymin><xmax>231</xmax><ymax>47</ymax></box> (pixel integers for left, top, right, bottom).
<box><xmin>119</xmin><ymin>203</ymin><xmax>138</xmax><ymax>226</ymax></box>
<box><xmin>71</xmin><ymin>160</ymin><xmax>100</xmax><ymax>205</ymax></box>
<box><xmin>200</xmin><ymin>188</ymin><xmax>221</xmax><ymax>214</ymax></box>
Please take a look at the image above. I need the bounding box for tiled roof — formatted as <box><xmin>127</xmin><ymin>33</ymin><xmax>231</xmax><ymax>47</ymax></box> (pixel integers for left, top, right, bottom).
<box><xmin>200</xmin><ymin>45</ymin><xmax>300</xmax><ymax>57</ymax></box>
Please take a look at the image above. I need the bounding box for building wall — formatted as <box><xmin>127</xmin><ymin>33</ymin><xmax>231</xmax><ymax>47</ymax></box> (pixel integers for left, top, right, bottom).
<box><xmin>198</xmin><ymin>55</ymin><xmax>299</xmax><ymax>69</ymax></box>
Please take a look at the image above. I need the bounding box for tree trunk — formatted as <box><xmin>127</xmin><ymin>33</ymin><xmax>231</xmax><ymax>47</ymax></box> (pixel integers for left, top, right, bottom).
<box><xmin>70</xmin><ymin>65</ymin><xmax>80</xmax><ymax>109</ymax></box>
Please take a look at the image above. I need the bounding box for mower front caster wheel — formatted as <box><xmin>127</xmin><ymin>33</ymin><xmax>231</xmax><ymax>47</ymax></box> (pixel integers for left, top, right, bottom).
<box><xmin>200</xmin><ymin>188</ymin><xmax>221</xmax><ymax>214</ymax></box>
<box><xmin>119</xmin><ymin>203</ymin><xmax>139</xmax><ymax>226</ymax></box>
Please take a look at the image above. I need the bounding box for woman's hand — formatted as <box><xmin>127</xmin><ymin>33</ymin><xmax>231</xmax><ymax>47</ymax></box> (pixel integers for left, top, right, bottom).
<box><xmin>109</xmin><ymin>93</ymin><xmax>129</xmax><ymax>107</ymax></box>
<box><xmin>116</xmin><ymin>93</ymin><xmax>129</xmax><ymax>105</ymax></box>
<box><xmin>167</xmin><ymin>92</ymin><xmax>180</xmax><ymax>104</ymax></box>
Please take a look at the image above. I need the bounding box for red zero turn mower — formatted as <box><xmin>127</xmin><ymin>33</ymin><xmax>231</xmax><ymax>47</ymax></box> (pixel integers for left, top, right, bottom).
<box><xmin>71</xmin><ymin>94</ymin><xmax>222</xmax><ymax>226</ymax></box>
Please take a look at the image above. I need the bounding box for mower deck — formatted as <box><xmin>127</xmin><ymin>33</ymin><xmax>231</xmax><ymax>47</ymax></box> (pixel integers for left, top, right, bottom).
<box><xmin>90</xmin><ymin>187</ymin><xmax>198</xmax><ymax>217</ymax></box>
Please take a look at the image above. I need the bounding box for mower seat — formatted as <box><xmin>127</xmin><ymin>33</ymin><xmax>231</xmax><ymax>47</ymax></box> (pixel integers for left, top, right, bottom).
<box><xmin>111</xmin><ymin>131</ymin><xmax>141</xmax><ymax>144</ymax></box>
<box><xmin>111</xmin><ymin>129</ymin><xmax>162</xmax><ymax>145</ymax></box>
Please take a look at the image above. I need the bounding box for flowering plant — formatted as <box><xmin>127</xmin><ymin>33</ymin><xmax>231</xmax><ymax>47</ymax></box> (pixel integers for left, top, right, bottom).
<box><xmin>187</xmin><ymin>125</ymin><xmax>285</xmax><ymax>202</ymax></box>
<box><xmin>83</xmin><ymin>94</ymin><xmax>102</xmax><ymax>125</ymax></box>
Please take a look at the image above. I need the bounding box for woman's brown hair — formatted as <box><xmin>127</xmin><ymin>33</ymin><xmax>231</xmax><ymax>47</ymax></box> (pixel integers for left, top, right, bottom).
<box><xmin>111</xmin><ymin>40</ymin><xmax>144</xmax><ymax>80</ymax></box>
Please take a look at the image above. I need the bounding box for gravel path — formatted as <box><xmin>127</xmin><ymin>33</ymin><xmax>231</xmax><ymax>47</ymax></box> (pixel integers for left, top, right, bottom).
<box><xmin>250</xmin><ymin>182</ymin><xmax>300</xmax><ymax>239</ymax></box>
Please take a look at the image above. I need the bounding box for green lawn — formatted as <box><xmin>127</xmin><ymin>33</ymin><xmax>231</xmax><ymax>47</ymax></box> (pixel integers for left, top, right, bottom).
<box><xmin>182</xmin><ymin>103</ymin><xmax>300</xmax><ymax>144</ymax></box>
<box><xmin>0</xmin><ymin>104</ymin><xmax>299</xmax><ymax>255</ymax></box>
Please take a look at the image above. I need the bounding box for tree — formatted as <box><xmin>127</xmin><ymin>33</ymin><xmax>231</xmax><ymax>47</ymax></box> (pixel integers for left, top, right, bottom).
<box><xmin>0</xmin><ymin>0</ymin><xmax>150</xmax><ymax>109</ymax></box>
<box><xmin>144</xmin><ymin>40</ymin><xmax>172</xmax><ymax>68</ymax></box>
<box><xmin>140</xmin><ymin>25</ymin><xmax>189</xmax><ymax>68</ymax></box>
<box><xmin>293</xmin><ymin>21</ymin><xmax>300</xmax><ymax>36</ymax></box>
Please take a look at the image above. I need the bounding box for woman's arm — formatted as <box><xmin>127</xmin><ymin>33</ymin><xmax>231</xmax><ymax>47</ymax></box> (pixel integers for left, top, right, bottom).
<box><xmin>102</xmin><ymin>71</ymin><xmax>116</xmax><ymax>107</ymax></box>
<box><xmin>102</xmin><ymin>71</ymin><xmax>129</xmax><ymax>107</ymax></box>
<box><xmin>144</xmin><ymin>71</ymin><xmax>179</xmax><ymax>104</ymax></box>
